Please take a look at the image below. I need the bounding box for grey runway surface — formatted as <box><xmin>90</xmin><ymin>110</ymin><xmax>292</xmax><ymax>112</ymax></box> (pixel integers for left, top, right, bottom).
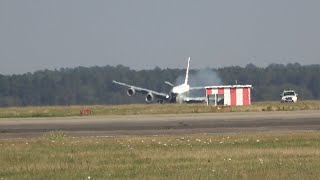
<box><xmin>1</xmin><ymin>110</ymin><xmax>320</xmax><ymax>138</ymax></box>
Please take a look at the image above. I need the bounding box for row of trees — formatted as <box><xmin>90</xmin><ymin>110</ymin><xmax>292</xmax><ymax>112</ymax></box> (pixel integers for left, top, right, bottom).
<box><xmin>0</xmin><ymin>63</ymin><xmax>319</xmax><ymax>106</ymax></box>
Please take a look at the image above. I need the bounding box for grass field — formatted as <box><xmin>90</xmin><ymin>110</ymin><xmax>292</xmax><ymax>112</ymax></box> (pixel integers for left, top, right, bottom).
<box><xmin>0</xmin><ymin>100</ymin><xmax>319</xmax><ymax>118</ymax></box>
<box><xmin>0</xmin><ymin>132</ymin><xmax>320</xmax><ymax>179</ymax></box>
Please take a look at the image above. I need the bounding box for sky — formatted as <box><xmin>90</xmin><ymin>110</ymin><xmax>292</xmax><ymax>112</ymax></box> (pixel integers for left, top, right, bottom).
<box><xmin>0</xmin><ymin>0</ymin><xmax>320</xmax><ymax>74</ymax></box>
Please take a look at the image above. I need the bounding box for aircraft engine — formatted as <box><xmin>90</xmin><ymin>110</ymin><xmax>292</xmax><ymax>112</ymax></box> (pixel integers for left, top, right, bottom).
<box><xmin>127</xmin><ymin>88</ymin><xmax>135</xmax><ymax>96</ymax></box>
<box><xmin>145</xmin><ymin>93</ymin><xmax>154</xmax><ymax>103</ymax></box>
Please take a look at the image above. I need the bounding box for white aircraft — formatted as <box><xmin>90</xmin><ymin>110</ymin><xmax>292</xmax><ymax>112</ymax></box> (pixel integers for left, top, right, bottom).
<box><xmin>112</xmin><ymin>57</ymin><xmax>205</xmax><ymax>103</ymax></box>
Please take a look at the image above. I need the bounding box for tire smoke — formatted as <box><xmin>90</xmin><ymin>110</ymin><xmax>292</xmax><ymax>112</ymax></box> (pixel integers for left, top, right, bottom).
<box><xmin>175</xmin><ymin>69</ymin><xmax>221</xmax><ymax>97</ymax></box>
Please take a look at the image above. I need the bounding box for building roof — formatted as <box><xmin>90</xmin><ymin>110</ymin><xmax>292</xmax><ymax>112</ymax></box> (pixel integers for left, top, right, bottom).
<box><xmin>205</xmin><ymin>85</ymin><xmax>252</xmax><ymax>89</ymax></box>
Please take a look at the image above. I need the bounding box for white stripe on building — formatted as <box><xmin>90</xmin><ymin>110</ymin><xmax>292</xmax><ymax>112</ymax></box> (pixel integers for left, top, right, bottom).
<box><xmin>224</xmin><ymin>88</ymin><xmax>231</xmax><ymax>106</ymax></box>
<box><xmin>236</xmin><ymin>88</ymin><xmax>243</xmax><ymax>106</ymax></box>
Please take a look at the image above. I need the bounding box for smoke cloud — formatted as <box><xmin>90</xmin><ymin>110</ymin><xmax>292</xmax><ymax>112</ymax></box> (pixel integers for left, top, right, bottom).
<box><xmin>175</xmin><ymin>69</ymin><xmax>221</xmax><ymax>97</ymax></box>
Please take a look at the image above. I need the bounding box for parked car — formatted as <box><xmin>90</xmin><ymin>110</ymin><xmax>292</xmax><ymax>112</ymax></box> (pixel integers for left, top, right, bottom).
<box><xmin>280</xmin><ymin>89</ymin><xmax>298</xmax><ymax>103</ymax></box>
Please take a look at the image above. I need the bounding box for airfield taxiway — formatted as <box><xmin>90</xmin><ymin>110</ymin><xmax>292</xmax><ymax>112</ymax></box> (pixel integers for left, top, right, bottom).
<box><xmin>0</xmin><ymin>110</ymin><xmax>320</xmax><ymax>138</ymax></box>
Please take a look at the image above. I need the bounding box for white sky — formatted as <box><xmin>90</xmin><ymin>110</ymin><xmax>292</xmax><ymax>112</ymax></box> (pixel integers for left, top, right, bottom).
<box><xmin>0</xmin><ymin>0</ymin><xmax>319</xmax><ymax>74</ymax></box>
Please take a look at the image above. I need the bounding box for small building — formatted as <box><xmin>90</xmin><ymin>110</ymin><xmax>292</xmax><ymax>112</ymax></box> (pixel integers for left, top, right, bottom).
<box><xmin>205</xmin><ymin>85</ymin><xmax>252</xmax><ymax>106</ymax></box>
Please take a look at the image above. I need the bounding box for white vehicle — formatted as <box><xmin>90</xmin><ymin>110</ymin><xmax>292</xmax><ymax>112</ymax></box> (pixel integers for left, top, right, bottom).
<box><xmin>280</xmin><ymin>89</ymin><xmax>298</xmax><ymax>103</ymax></box>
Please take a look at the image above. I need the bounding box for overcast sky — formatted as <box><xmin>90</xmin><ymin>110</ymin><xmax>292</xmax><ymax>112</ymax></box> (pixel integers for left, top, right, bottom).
<box><xmin>0</xmin><ymin>1</ymin><xmax>319</xmax><ymax>74</ymax></box>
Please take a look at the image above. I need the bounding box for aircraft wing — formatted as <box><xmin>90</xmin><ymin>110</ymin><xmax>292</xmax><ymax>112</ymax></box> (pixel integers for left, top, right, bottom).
<box><xmin>112</xmin><ymin>80</ymin><xmax>169</xmax><ymax>99</ymax></box>
<box><xmin>183</xmin><ymin>96</ymin><xmax>207</xmax><ymax>103</ymax></box>
<box><xmin>189</xmin><ymin>86</ymin><xmax>206</xmax><ymax>90</ymax></box>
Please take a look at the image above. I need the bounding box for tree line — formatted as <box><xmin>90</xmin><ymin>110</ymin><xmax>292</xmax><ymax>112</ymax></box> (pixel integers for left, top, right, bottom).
<box><xmin>0</xmin><ymin>63</ymin><xmax>319</xmax><ymax>106</ymax></box>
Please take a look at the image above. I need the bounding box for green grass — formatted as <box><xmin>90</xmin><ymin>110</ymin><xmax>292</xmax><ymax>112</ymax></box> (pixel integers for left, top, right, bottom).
<box><xmin>43</xmin><ymin>131</ymin><xmax>66</xmax><ymax>141</ymax></box>
<box><xmin>1</xmin><ymin>132</ymin><xmax>320</xmax><ymax>179</ymax></box>
<box><xmin>0</xmin><ymin>100</ymin><xmax>319</xmax><ymax>118</ymax></box>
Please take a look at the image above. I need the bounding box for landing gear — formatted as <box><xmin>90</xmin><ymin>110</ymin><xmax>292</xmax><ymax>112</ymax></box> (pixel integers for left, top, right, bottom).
<box><xmin>169</xmin><ymin>93</ymin><xmax>177</xmax><ymax>103</ymax></box>
<box><xmin>157</xmin><ymin>100</ymin><xmax>163</xmax><ymax>104</ymax></box>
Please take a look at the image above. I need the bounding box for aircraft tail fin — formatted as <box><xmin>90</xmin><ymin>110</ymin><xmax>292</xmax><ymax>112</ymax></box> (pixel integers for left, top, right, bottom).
<box><xmin>184</xmin><ymin>57</ymin><xmax>190</xmax><ymax>85</ymax></box>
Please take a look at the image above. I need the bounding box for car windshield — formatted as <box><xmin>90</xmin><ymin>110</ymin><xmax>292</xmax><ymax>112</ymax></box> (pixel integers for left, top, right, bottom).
<box><xmin>284</xmin><ymin>92</ymin><xmax>295</xmax><ymax>96</ymax></box>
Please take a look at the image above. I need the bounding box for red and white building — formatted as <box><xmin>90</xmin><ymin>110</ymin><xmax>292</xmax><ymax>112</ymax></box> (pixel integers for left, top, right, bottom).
<box><xmin>205</xmin><ymin>85</ymin><xmax>252</xmax><ymax>106</ymax></box>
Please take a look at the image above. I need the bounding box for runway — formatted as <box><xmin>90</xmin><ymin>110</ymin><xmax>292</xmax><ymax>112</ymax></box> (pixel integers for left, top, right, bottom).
<box><xmin>1</xmin><ymin>110</ymin><xmax>320</xmax><ymax>138</ymax></box>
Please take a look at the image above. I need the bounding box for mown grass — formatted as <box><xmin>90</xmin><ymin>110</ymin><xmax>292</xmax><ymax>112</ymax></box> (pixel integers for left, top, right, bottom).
<box><xmin>1</xmin><ymin>132</ymin><xmax>320</xmax><ymax>179</ymax></box>
<box><xmin>0</xmin><ymin>100</ymin><xmax>319</xmax><ymax>118</ymax></box>
<box><xmin>43</xmin><ymin>131</ymin><xmax>66</xmax><ymax>141</ymax></box>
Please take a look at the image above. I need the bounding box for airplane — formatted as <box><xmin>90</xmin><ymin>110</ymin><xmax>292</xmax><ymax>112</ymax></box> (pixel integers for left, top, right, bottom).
<box><xmin>112</xmin><ymin>57</ymin><xmax>205</xmax><ymax>103</ymax></box>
